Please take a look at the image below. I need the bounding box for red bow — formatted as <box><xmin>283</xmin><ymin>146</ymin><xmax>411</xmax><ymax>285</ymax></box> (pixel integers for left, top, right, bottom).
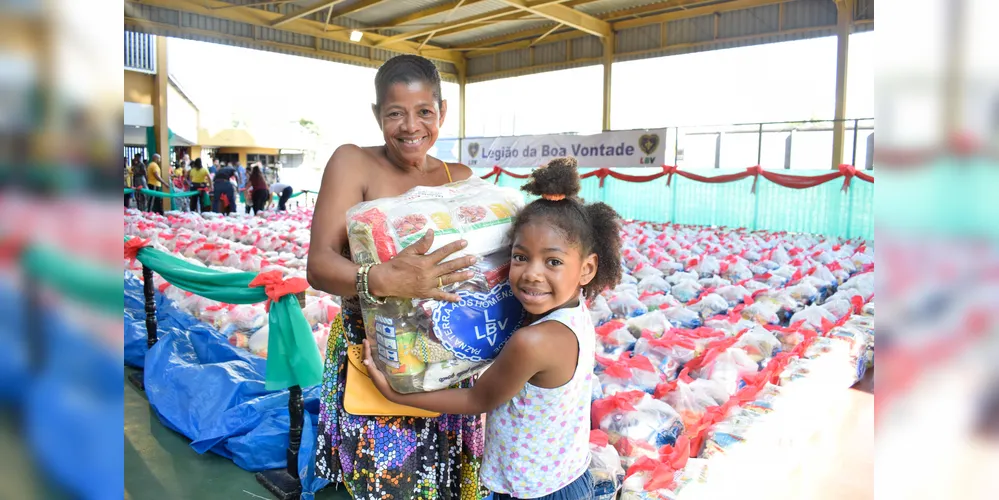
<box><xmin>589</xmin><ymin>429</ymin><xmax>610</xmax><ymax>448</ymax></box>
<box><xmin>746</xmin><ymin>165</ymin><xmax>763</xmax><ymax>193</ymax></box>
<box><xmin>624</xmin><ymin>456</ymin><xmax>679</xmax><ymax>492</ymax></box>
<box><xmin>592</xmin><ymin>391</ymin><xmax>645</xmax><ymax>427</ymax></box>
<box><xmin>662</xmin><ymin>165</ymin><xmax>678</xmax><ymax>186</ymax></box>
<box><xmin>124</xmin><ymin>237</ymin><xmax>150</xmax><ymax>265</ymax></box>
<box><xmin>248</xmin><ymin>270</ymin><xmax>309</xmax><ymax>312</ymax></box>
<box><xmin>838</xmin><ymin>164</ymin><xmax>856</xmax><ymax>192</ymax></box>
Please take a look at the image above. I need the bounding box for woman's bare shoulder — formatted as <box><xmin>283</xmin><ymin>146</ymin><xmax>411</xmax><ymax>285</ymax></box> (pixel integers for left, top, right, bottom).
<box><xmin>326</xmin><ymin>144</ymin><xmax>380</xmax><ymax>168</ymax></box>
<box><xmin>447</xmin><ymin>162</ymin><xmax>474</xmax><ymax>181</ymax></box>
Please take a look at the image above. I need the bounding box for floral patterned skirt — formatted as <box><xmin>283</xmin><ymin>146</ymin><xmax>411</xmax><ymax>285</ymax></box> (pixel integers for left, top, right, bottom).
<box><xmin>315</xmin><ymin>309</ymin><xmax>486</xmax><ymax>500</ymax></box>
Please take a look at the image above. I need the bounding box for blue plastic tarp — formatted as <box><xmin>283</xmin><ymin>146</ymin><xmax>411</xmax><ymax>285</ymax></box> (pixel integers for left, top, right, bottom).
<box><xmin>124</xmin><ymin>271</ymin><xmax>329</xmax><ymax>495</ymax></box>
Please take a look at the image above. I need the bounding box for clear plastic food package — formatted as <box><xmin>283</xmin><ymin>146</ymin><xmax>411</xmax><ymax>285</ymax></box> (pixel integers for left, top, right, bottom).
<box><xmin>346</xmin><ymin>177</ymin><xmax>526</xmax><ymax>393</ymax></box>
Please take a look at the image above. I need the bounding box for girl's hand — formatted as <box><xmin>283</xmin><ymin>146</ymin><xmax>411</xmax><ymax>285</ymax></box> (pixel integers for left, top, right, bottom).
<box><xmin>367</xmin><ymin>230</ymin><xmax>477</xmax><ymax>303</ymax></box>
<box><xmin>362</xmin><ymin>339</ymin><xmax>397</xmax><ymax>401</ymax></box>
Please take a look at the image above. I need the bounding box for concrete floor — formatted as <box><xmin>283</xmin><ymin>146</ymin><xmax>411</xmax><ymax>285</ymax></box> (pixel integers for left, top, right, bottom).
<box><xmin>124</xmin><ymin>367</ymin><xmax>350</xmax><ymax>500</ymax></box>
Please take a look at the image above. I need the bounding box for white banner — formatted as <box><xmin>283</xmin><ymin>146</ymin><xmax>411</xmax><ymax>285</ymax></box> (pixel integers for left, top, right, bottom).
<box><xmin>461</xmin><ymin>129</ymin><xmax>668</xmax><ymax>169</ymax></box>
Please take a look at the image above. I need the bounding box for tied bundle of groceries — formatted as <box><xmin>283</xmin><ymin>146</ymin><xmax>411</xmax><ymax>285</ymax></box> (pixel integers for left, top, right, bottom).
<box><xmin>346</xmin><ymin>176</ymin><xmax>527</xmax><ymax>393</ymax></box>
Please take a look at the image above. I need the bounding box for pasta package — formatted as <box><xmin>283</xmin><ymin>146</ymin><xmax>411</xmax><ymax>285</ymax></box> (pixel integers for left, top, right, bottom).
<box><xmin>346</xmin><ymin>177</ymin><xmax>526</xmax><ymax>393</ymax></box>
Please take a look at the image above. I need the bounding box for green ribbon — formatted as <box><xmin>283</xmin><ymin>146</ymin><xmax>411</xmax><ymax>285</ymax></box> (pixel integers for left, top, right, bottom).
<box><xmin>133</xmin><ymin>187</ymin><xmax>204</xmax><ymax>199</ymax></box>
<box><xmin>125</xmin><ymin>237</ymin><xmax>323</xmax><ymax>390</ymax></box>
<box><xmin>21</xmin><ymin>244</ymin><xmax>122</xmax><ymax>314</ymax></box>
<box><xmin>273</xmin><ymin>190</ymin><xmax>306</xmax><ymax>199</ymax></box>
<box><xmin>125</xmin><ymin>188</ymin><xmax>135</xmax><ymax>195</ymax></box>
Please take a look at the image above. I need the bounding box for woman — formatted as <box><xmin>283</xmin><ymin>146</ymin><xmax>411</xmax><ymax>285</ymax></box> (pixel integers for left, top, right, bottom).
<box><xmin>212</xmin><ymin>161</ymin><xmax>238</xmax><ymax>215</ymax></box>
<box><xmin>308</xmin><ymin>55</ymin><xmax>484</xmax><ymax>499</ymax></box>
<box><xmin>171</xmin><ymin>161</ymin><xmax>190</xmax><ymax>212</ymax></box>
<box><xmin>187</xmin><ymin>158</ymin><xmax>212</xmax><ymax>213</ymax></box>
<box><xmin>247</xmin><ymin>164</ymin><xmax>269</xmax><ymax>215</ymax></box>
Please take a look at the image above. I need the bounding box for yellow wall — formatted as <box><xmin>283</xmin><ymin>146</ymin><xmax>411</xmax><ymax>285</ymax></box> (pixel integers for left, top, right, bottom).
<box><xmin>216</xmin><ymin>147</ymin><xmax>280</xmax><ymax>166</ymax></box>
<box><xmin>125</xmin><ymin>70</ymin><xmax>154</xmax><ymax>105</ymax></box>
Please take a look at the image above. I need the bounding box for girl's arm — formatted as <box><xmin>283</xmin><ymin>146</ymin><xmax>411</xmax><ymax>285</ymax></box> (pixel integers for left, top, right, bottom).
<box><xmin>363</xmin><ymin>322</ymin><xmax>565</xmax><ymax>415</ymax></box>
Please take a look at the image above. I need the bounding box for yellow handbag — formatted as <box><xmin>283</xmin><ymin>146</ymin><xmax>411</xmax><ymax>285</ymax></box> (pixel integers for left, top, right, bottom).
<box><xmin>343</xmin><ymin>343</ymin><xmax>440</xmax><ymax>418</ymax></box>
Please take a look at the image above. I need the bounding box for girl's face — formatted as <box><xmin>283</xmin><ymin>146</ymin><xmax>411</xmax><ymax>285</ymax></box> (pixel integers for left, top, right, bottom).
<box><xmin>373</xmin><ymin>81</ymin><xmax>447</xmax><ymax>168</ymax></box>
<box><xmin>510</xmin><ymin>220</ymin><xmax>598</xmax><ymax>316</ymax></box>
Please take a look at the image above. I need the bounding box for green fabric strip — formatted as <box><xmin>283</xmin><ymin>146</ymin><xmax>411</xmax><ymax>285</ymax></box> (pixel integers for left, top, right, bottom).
<box><xmin>21</xmin><ymin>244</ymin><xmax>122</xmax><ymax>314</ymax></box>
<box><xmin>125</xmin><ymin>237</ymin><xmax>323</xmax><ymax>390</ymax></box>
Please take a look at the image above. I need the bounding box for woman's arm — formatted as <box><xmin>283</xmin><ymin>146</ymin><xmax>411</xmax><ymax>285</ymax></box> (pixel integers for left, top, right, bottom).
<box><xmin>363</xmin><ymin>323</ymin><xmax>565</xmax><ymax>415</ymax></box>
<box><xmin>305</xmin><ymin>146</ymin><xmax>368</xmax><ymax>297</ymax></box>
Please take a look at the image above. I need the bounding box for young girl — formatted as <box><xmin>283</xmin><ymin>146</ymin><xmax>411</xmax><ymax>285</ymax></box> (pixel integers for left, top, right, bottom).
<box><xmin>364</xmin><ymin>157</ymin><xmax>623</xmax><ymax>500</ymax></box>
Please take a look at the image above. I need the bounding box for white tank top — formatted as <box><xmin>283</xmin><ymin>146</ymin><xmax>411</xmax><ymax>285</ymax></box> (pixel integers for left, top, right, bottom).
<box><xmin>481</xmin><ymin>297</ymin><xmax>595</xmax><ymax>497</ymax></box>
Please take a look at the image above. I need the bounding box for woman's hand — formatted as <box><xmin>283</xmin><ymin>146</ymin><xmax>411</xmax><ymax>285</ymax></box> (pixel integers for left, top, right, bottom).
<box><xmin>363</xmin><ymin>339</ymin><xmax>398</xmax><ymax>401</ymax></box>
<box><xmin>368</xmin><ymin>230</ymin><xmax>477</xmax><ymax>303</ymax></box>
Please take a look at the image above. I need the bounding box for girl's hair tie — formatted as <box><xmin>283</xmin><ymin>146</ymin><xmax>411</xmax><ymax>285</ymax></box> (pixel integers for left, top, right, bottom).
<box><xmin>541</xmin><ymin>193</ymin><xmax>566</xmax><ymax>201</ymax></box>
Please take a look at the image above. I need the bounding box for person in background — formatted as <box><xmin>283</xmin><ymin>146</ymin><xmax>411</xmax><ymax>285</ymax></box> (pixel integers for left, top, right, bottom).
<box><xmin>236</xmin><ymin>160</ymin><xmax>248</xmax><ymax>196</ymax></box>
<box><xmin>247</xmin><ymin>164</ymin><xmax>270</xmax><ymax>215</ymax></box>
<box><xmin>209</xmin><ymin>157</ymin><xmax>219</xmax><ymax>176</ymax></box>
<box><xmin>268</xmin><ymin>180</ymin><xmax>293</xmax><ymax>211</ymax></box>
<box><xmin>171</xmin><ymin>161</ymin><xmax>190</xmax><ymax>212</ymax></box>
<box><xmin>131</xmin><ymin>153</ymin><xmax>148</xmax><ymax>211</ymax></box>
<box><xmin>187</xmin><ymin>158</ymin><xmax>212</xmax><ymax>213</ymax></box>
<box><xmin>124</xmin><ymin>158</ymin><xmax>133</xmax><ymax>208</ymax></box>
<box><xmin>212</xmin><ymin>161</ymin><xmax>238</xmax><ymax>215</ymax></box>
<box><xmin>146</xmin><ymin>154</ymin><xmax>165</xmax><ymax>215</ymax></box>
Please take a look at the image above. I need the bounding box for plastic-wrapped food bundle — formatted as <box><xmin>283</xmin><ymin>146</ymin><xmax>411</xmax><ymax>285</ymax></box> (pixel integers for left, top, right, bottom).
<box><xmin>740</xmin><ymin>299</ymin><xmax>781</xmax><ymax>325</ymax></box>
<box><xmin>840</xmin><ymin>271</ymin><xmax>874</xmax><ymax>299</ymax></box>
<box><xmin>595</xmin><ymin>321</ymin><xmax>638</xmax><ymax>361</ymax></box>
<box><xmin>821</xmin><ymin>298</ymin><xmax>854</xmax><ymax>320</ymax></box>
<box><xmin>619</xmin><ymin>437</ymin><xmax>690</xmax><ymax>500</ymax></box>
<box><xmin>784</xmin><ymin>282</ymin><xmax>820</xmax><ymax>305</ymax></box>
<box><xmin>661</xmin><ymin>306</ymin><xmax>702</xmax><ymax>329</ymax></box>
<box><xmin>346</xmin><ymin>177</ymin><xmax>526</xmax><ymax>393</ymax></box>
<box><xmin>828</xmin><ymin>321</ymin><xmax>873</xmax><ymax>382</ymax></box>
<box><xmin>789</xmin><ymin>305</ymin><xmax>838</xmax><ymax>332</ymax></box>
<box><xmin>593</xmin><ymin>391</ymin><xmax>685</xmax><ymax>467</ymax></box>
<box><xmin>302</xmin><ymin>295</ymin><xmax>342</xmax><ymax>327</ymax></box>
<box><xmin>640</xmin><ymin>292</ymin><xmax>680</xmax><ymax>311</ymax></box>
<box><xmin>697</xmin><ymin>275</ymin><xmax>731</xmax><ymax>289</ymax></box>
<box><xmin>692</xmin><ymin>256</ymin><xmax>720</xmax><ymax>278</ymax></box>
<box><xmin>687</xmin><ymin>293</ymin><xmax>729</xmax><ymax>319</ymax></box>
<box><xmin>590</xmin><ymin>430</ymin><xmax>626</xmax><ymax>500</ymax></box>
<box><xmin>609</xmin><ymin>292</ymin><xmax>648</xmax><ymax>319</ymax></box>
<box><xmin>670</xmin><ymin>280</ymin><xmax>702</xmax><ymax>303</ymax></box>
<box><xmin>697</xmin><ymin>348</ymin><xmax>759</xmax><ymax>395</ymax></box>
<box><xmin>663</xmin><ymin>379</ymin><xmax>715</xmax><ymax>431</ymax></box>
<box><xmin>632</xmin><ymin>337</ymin><xmax>683</xmax><ymax>380</ymax></box>
<box><xmin>590</xmin><ymin>294</ymin><xmax>614</xmax><ymax>326</ymax></box>
<box><xmin>666</xmin><ymin>271</ymin><xmax>698</xmax><ymax>286</ymax></box>
<box><xmin>226</xmin><ymin>304</ymin><xmax>268</xmax><ymax>332</ymax></box>
<box><xmin>632</xmin><ymin>262</ymin><xmax>664</xmax><ymax>281</ymax></box>
<box><xmin>862</xmin><ymin>302</ymin><xmax>874</xmax><ymax>316</ymax></box>
<box><xmin>638</xmin><ymin>274</ymin><xmax>671</xmax><ymax>294</ymax></box>
<box><xmin>714</xmin><ymin>285</ymin><xmax>751</xmax><ymax>307</ymax></box>
<box><xmin>627</xmin><ymin>310</ymin><xmax>670</xmax><ymax>337</ymax></box>
<box><xmin>722</xmin><ymin>262</ymin><xmax>754</xmax><ymax>282</ymax></box>
<box><xmin>598</xmin><ymin>354</ymin><xmax>662</xmax><ymax>396</ymax></box>
<box><xmin>734</xmin><ymin>326</ymin><xmax>781</xmax><ymax>363</ymax></box>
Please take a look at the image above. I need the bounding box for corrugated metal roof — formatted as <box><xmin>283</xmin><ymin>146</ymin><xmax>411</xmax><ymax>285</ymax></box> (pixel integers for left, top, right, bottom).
<box><xmin>347</xmin><ymin>0</ymin><xmax>442</xmax><ymax>25</ymax></box>
<box><xmin>576</xmin><ymin>0</ymin><xmax>666</xmax><ymax>17</ymax></box>
<box><xmin>126</xmin><ymin>0</ymin><xmax>872</xmax><ymax>83</ymax></box>
<box><xmin>435</xmin><ymin>19</ymin><xmax>553</xmax><ymax>45</ymax></box>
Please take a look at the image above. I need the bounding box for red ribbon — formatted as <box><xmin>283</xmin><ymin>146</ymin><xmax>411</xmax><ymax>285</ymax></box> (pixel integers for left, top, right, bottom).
<box><xmin>624</xmin><ymin>456</ymin><xmax>679</xmax><ymax>492</ymax></box>
<box><xmin>248</xmin><ymin>270</ymin><xmax>309</xmax><ymax>312</ymax></box>
<box><xmin>124</xmin><ymin>237</ymin><xmax>150</xmax><ymax>264</ymax></box>
<box><xmin>589</xmin><ymin>429</ymin><xmax>610</xmax><ymax>448</ymax></box>
<box><xmin>592</xmin><ymin>390</ymin><xmax>645</xmax><ymax>427</ymax></box>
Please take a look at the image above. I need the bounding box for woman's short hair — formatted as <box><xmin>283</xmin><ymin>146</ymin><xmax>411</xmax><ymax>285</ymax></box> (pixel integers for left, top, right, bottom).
<box><xmin>374</xmin><ymin>54</ymin><xmax>442</xmax><ymax>111</ymax></box>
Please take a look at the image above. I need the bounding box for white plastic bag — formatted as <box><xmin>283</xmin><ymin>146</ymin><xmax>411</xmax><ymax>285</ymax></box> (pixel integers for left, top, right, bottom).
<box><xmin>346</xmin><ymin>177</ymin><xmax>525</xmax><ymax>393</ymax></box>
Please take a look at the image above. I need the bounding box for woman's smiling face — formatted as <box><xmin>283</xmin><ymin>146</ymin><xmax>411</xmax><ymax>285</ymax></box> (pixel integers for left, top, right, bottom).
<box><xmin>375</xmin><ymin>80</ymin><xmax>447</xmax><ymax>168</ymax></box>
